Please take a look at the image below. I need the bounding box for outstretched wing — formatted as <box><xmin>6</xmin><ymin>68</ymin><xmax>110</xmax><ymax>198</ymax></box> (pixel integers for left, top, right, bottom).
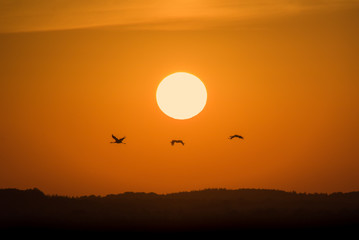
<box><xmin>229</xmin><ymin>135</ymin><xmax>244</xmax><ymax>139</ymax></box>
<box><xmin>119</xmin><ymin>136</ymin><xmax>126</xmax><ymax>142</ymax></box>
<box><xmin>112</xmin><ymin>134</ymin><xmax>119</xmax><ymax>141</ymax></box>
<box><xmin>171</xmin><ymin>140</ymin><xmax>184</xmax><ymax>145</ymax></box>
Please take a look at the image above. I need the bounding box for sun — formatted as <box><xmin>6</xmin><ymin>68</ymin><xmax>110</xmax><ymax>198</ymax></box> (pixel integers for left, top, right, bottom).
<box><xmin>156</xmin><ymin>72</ymin><xmax>207</xmax><ymax>120</ymax></box>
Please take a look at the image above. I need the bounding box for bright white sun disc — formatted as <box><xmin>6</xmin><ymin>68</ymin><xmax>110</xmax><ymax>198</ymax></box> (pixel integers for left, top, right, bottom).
<box><xmin>156</xmin><ymin>72</ymin><xmax>207</xmax><ymax>120</ymax></box>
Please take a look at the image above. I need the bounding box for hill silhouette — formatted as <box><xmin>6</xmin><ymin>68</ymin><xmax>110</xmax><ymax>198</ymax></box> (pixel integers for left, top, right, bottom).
<box><xmin>1</xmin><ymin>188</ymin><xmax>358</xmax><ymax>234</ymax></box>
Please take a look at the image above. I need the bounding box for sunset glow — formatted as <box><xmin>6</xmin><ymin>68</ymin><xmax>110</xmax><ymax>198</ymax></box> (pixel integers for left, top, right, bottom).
<box><xmin>0</xmin><ymin>0</ymin><xmax>358</xmax><ymax>197</ymax></box>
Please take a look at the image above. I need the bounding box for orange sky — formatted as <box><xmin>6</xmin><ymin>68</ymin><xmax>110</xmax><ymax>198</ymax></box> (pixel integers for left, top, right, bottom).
<box><xmin>0</xmin><ymin>0</ymin><xmax>359</xmax><ymax>196</ymax></box>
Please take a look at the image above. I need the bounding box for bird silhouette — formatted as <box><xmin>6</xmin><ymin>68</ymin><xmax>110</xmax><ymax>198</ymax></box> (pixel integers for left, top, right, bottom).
<box><xmin>229</xmin><ymin>135</ymin><xmax>244</xmax><ymax>140</ymax></box>
<box><xmin>171</xmin><ymin>140</ymin><xmax>184</xmax><ymax>146</ymax></box>
<box><xmin>111</xmin><ymin>135</ymin><xmax>126</xmax><ymax>144</ymax></box>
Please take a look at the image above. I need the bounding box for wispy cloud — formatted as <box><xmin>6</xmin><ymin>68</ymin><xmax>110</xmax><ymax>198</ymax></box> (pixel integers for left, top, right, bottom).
<box><xmin>1</xmin><ymin>0</ymin><xmax>359</xmax><ymax>32</ymax></box>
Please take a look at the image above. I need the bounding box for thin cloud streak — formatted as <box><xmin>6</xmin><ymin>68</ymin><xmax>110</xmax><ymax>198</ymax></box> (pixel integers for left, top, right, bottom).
<box><xmin>0</xmin><ymin>0</ymin><xmax>359</xmax><ymax>33</ymax></box>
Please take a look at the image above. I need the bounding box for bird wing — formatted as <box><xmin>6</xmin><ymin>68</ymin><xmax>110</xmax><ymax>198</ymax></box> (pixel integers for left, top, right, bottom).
<box><xmin>119</xmin><ymin>136</ymin><xmax>126</xmax><ymax>142</ymax></box>
<box><xmin>112</xmin><ymin>135</ymin><xmax>119</xmax><ymax>141</ymax></box>
<box><xmin>229</xmin><ymin>135</ymin><xmax>243</xmax><ymax>139</ymax></box>
<box><xmin>180</xmin><ymin>141</ymin><xmax>184</xmax><ymax>145</ymax></box>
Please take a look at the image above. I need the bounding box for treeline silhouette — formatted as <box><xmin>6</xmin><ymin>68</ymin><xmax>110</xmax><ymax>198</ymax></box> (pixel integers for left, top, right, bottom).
<box><xmin>1</xmin><ymin>188</ymin><xmax>358</xmax><ymax>233</ymax></box>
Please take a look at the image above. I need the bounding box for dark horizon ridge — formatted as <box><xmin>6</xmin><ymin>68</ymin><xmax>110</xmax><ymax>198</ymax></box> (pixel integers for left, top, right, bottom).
<box><xmin>1</xmin><ymin>187</ymin><xmax>358</xmax><ymax>234</ymax></box>
<box><xmin>2</xmin><ymin>187</ymin><xmax>358</xmax><ymax>197</ymax></box>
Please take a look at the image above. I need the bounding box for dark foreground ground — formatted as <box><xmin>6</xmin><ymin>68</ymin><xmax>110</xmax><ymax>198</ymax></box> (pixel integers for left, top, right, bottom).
<box><xmin>1</xmin><ymin>188</ymin><xmax>358</xmax><ymax>236</ymax></box>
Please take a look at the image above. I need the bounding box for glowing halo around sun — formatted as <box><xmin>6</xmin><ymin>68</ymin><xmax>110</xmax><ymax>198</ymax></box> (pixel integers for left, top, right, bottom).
<box><xmin>156</xmin><ymin>72</ymin><xmax>207</xmax><ymax>120</ymax></box>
